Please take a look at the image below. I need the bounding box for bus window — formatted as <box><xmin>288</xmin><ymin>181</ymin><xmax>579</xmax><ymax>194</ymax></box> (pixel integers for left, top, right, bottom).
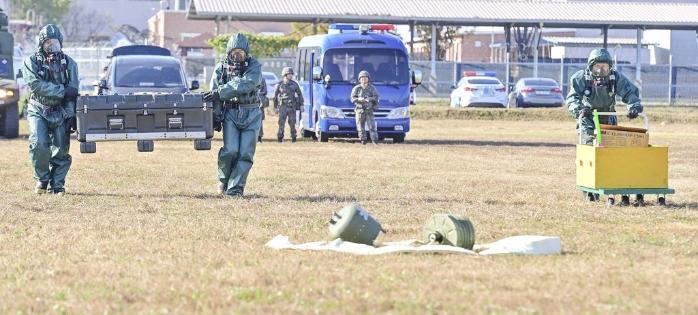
<box><xmin>295</xmin><ymin>49</ymin><xmax>303</xmax><ymax>78</ymax></box>
<box><xmin>299</xmin><ymin>49</ymin><xmax>307</xmax><ymax>81</ymax></box>
<box><xmin>323</xmin><ymin>48</ymin><xmax>409</xmax><ymax>84</ymax></box>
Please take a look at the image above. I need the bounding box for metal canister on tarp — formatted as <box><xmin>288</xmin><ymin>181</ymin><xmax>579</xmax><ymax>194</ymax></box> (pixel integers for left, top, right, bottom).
<box><xmin>423</xmin><ymin>214</ymin><xmax>476</xmax><ymax>250</ymax></box>
<box><xmin>328</xmin><ymin>203</ymin><xmax>385</xmax><ymax>245</ymax></box>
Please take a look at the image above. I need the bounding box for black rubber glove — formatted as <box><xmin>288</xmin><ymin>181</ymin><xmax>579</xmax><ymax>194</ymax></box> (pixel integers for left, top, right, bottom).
<box><xmin>68</xmin><ymin>117</ymin><xmax>77</xmax><ymax>134</ymax></box>
<box><xmin>213</xmin><ymin>120</ymin><xmax>222</xmax><ymax>132</ymax></box>
<box><xmin>64</xmin><ymin>86</ymin><xmax>79</xmax><ymax>101</ymax></box>
<box><xmin>203</xmin><ymin>91</ymin><xmax>220</xmax><ymax>103</ymax></box>
<box><xmin>578</xmin><ymin>107</ymin><xmax>593</xmax><ymax>119</ymax></box>
<box><xmin>627</xmin><ymin>107</ymin><xmax>641</xmax><ymax>119</ymax></box>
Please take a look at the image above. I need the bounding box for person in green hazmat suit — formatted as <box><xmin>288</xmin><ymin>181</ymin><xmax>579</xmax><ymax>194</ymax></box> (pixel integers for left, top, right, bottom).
<box><xmin>566</xmin><ymin>48</ymin><xmax>643</xmax><ymax>145</ymax></box>
<box><xmin>203</xmin><ymin>33</ymin><xmax>262</xmax><ymax>197</ymax></box>
<box><xmin>566</xmin><ymin>48</ymin><xmax>644</xmax><ymax>204</ymax></box>
<box><xmin>23</xmin><ymin>24</ymin><xmax>79</xmax><ymax>195</ymax></box>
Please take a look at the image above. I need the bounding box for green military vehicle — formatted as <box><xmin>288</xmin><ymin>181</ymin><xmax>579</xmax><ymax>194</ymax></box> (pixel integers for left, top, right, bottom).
<box><xmin>0</xmin><ymin>8</ymin><xmax>19</xmax><ymax>138</ymax></box>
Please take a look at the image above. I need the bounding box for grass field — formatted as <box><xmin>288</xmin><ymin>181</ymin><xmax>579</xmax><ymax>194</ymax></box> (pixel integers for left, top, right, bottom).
<box><xmin>1</xmin><ymin>107</ymin><xmax>697</xmax><ymax>314</ymax></box>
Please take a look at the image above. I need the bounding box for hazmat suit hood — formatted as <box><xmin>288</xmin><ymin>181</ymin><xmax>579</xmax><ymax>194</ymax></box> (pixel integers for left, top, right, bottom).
<box><xmin>37</xmin><ymin>24</ymin><xmax>64</xmax><ymax>53</ymax></box>
<box><xmin>586</xmin><ymin>48</ymin><xmax>613</xmax><ymax>70</ymax></box>
<box><xmin>226</xmin><ymin>33</ymin><xmax>250</xmax><ymax>57</ymax></box>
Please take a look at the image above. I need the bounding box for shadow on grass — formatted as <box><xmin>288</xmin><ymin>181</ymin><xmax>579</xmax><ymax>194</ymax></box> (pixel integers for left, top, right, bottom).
<box><xmin>67</xmin><ymin>192</ymin><xmax>466</xmax><ymax>204</ymax></box>
<box><xmin>292</xmin><ymin>194</ymin><xmax>360</xmax><ymax>203</ymax></box>
<box><xmin>69</xmin><ymin>191</ymin><xmax>355</xmax><ymax>203</ymax></box>
<box><xmin>69</xmin><ymin>191</ymin><xmax>222</xmax><ymax>199</ymax></box>
<box><xmin>275</xmin><ymin>138</ymin><xmax>574</xmax><ymax>148</ymax></box>
<box><xmin>0</xmin><ymin>135</ymin><xmax>29</xmax><ymax>141</ymax></box>
<box><xmin>665</xmin><ymin>202</ymin><xmax>698</xmax><ymax>210</ymax></box>
<box><xmin>404</xmin><ymin>139</ymin><xmax>575</xmax><ymax>148</ymax></box>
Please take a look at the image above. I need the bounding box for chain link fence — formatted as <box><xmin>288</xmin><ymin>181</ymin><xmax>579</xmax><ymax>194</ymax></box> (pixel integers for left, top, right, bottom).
<box><xmin>62</xmin><ymin>46</ymin><xmax>113</xmax><ymax>92</ymax></box>
<box><xmin>62</xmin><ymin>50</ymin><xmax>698</xmax><ymax>106</ymax></box>
<box><xmin>410</xmin><ymin>61</ymin><xmax>698</xmax><ymax>106</ymax></box>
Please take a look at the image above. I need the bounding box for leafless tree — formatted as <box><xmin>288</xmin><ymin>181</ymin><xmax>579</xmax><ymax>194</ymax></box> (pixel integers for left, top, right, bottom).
<box><xmin>60</xmin><ymin>3</ymin><xmax>113</xmax><ymax>43</ymax></box>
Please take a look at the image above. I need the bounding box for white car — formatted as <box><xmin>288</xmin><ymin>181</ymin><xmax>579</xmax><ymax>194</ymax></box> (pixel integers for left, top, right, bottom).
<box><xmin>449</xmin><ymin>72</ymin><xmax>507</xmax><ymax>108</ymax></box>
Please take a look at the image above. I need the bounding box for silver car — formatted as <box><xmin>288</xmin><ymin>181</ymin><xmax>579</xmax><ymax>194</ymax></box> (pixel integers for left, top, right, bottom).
<box><xmin>97</xmin><ymin>45</ymin><xmax>198</xmax><ymax>95</ymax></box>
<box><xmin>509</xmin><ymin>77</ymin><xmax>564</xmax><ymax>108</ymax></box>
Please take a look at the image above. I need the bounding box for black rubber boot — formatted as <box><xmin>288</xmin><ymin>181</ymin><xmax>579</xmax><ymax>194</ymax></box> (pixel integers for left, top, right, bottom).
<box><xmin>620</xmin><ymin>195</ymin><xmax>631</xmax><ymax>206</ymax></box>
<box><xmin>635</xmin><ymin>194</ymin><xmax>645</xmax><ymax>207</ymax></box>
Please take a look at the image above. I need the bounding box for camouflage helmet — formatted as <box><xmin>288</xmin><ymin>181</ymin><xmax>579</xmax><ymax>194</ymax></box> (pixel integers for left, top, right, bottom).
<box><xmin>358</xmin><ymin>70</ymin><xmax>370</xmax><ymax>80</ymax></box>
<box><xmin>282</xmin><ymin>67</ymin><xmax>294</xmax><ymax>76</ymax></box>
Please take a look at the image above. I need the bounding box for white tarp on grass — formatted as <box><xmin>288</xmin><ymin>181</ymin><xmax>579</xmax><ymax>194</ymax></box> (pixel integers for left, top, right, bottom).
<box><xmin>266</xmin><ymin>235</ymin><xmax>562</xmax><ymax>256</ymax></box>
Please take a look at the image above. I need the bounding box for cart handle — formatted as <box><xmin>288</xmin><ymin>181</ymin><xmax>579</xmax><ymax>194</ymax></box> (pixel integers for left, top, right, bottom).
<box><xmin>595</xmin><ymin>111</ymin><xmax>649</xmax><ymax>131</ymax></box>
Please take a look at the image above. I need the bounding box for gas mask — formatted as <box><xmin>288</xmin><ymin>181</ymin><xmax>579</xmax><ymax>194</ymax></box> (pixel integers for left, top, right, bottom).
<box><xmin>43</xmin><ymin>39</ymin><xmax>62</xmax><ymax>63</ymax></box>
<box><xmin>226</xmin><ymin>49</ymin><xmax>247</xmax><ymax>76</ymax></box>
<box><xmin>591</xmin><ymin>63</ymin><xmax>610</xmax><ymax>77</ymax></box>
<box><xmin>46</xmin><ymin>42</ymin><xmax>61</xmax><ymax>54</ymax></box>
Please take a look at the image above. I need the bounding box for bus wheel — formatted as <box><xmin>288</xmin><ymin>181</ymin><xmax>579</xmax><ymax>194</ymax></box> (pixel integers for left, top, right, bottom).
<box><xmin>319</xmin><ymin>132</ymin><xmax>329</xmax><ymax>143</ymax></box>
<box><xmin>393</xmin><ymin>134</ymin><xmax>405</xmax><ymax>143</ymax></box>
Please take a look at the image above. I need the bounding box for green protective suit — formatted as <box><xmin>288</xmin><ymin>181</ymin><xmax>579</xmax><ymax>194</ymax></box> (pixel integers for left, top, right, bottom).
<box><xmin>23</xmin><ymin>24</ymin><xmax>79</xmax><ymax>192</ymax></box>
<box><xmin>566</xmin><ymin>48</ymin><xmax>643</xmax><ymax>144</ymax></box>
<box><xmin>210</xmin><ymin>33</ymin><xmax>262</xmax><ymax>196</ymax></box>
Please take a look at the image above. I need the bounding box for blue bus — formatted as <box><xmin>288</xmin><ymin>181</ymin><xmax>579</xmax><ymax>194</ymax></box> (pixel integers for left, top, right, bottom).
<box><xmin>294</xmin><ymin>24</ymin><xmax>422</xmax><ymax>143</ymax></box>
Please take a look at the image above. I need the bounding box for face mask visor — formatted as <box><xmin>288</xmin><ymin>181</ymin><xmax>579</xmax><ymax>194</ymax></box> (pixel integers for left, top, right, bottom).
<box><xmin>591</xmin><ymin>63</ymin><xmax>610</xmax><ymax>77</ymax></box>
<box><xmin>43</xmin><ymin>38</ymin><xmax>62</xmax><ymax>54</ymax></box>
<box><xmin>228</xmin><ymin>49</ymin><xmax>247</xmax><ymax>63</ymax></box>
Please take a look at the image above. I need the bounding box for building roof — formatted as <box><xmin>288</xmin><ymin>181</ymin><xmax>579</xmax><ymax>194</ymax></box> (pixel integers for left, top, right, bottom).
<box><xmin>542</xmin><ymin>36</ymin><xmax>659</xmax><ymax>46</ymax></box>
<box><xmin>187</xmin><ymin>0</ymin><xmax>698</xmax><ymax>30</ymax></box>
<box><xmin>179</xmin><ymin>32</ymin><xmax>215</xmax><ymax>48</ymax></box>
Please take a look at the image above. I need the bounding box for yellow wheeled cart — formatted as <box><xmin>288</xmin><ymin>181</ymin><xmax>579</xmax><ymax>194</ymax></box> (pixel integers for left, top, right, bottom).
<box><xmin>576</xmin><ymin>112</ymin><xmax>675</xmax><ymax>206</ymax></box>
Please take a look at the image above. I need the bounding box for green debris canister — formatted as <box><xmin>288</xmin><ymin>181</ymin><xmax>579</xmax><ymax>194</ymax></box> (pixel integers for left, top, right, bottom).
<box><xmin>328</xmin><ymin>203</ymin><xmax>385</xmax><ymax>245</ymax></box>
<box><xmin>423</xmin><ymin>214</ymin><xmax>476</xmax><ymax>250</ymax></box>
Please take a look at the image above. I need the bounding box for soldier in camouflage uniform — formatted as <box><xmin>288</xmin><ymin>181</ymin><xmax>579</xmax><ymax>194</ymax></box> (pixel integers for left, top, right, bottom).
<box><xmin>258</xmin><ymin>77</ymin><xmax>269</xmax><ymax>142</ymax></box>
<box><xmin>351</xmin><ymin>70</ymin><xmax>380</xmax><ymax>145</ymax></box>
<box><xmin>273</xmin><ymin>67</ymin><xmax>304</xmax><ymax>143</ymax></box>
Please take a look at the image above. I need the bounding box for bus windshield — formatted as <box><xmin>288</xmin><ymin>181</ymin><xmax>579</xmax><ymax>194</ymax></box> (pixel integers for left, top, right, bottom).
<box><xmin>322</xmin><ymin>48</ymin><xmax>409</xmax><ymax>85</ymax></box>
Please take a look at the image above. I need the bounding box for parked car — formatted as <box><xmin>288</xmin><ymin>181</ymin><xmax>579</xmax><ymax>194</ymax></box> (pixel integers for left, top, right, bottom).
<box><xmin>262</xmin><ymin>72</ymin><xmax>278</xmax><ymax>99</ymax></box>
<box><xmin>449</xmin><ymin>71</ymin><xmax>507</xmax><ymax>108</ymax></box>
<box><xmin>508</xmin><ymin>77</ymin><xmax>564</xmax><ymax>108</ymax></box>
<box><xmin>96</xmin><ymin>45</ymin><xmax>199</xmax><ymax>95</ymax></box>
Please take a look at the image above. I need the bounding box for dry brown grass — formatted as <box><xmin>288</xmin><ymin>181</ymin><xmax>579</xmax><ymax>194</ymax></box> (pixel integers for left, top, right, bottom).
<box><xmin>1</xmin><ymin>113</ymin><xmax>697</xmax><ymax>314</ymax></box>
<box><xmin>411</xmin><ymin>102</ymin><xmax>698</xmax><ymax>124</ymax></box>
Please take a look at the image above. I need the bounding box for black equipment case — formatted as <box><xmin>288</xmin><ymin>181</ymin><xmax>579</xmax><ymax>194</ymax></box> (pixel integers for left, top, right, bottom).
<box><xmin>75</xmin><ymin>93</ymin><xmax>213</xmax><ymax>153</ymax></box>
